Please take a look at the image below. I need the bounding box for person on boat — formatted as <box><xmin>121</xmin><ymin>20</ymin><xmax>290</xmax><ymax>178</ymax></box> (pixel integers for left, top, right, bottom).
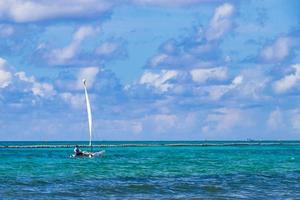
<box><xmin>74</xmin><ymin>145</ymin><xmax>83</xmax><ymax>156</ymax></box>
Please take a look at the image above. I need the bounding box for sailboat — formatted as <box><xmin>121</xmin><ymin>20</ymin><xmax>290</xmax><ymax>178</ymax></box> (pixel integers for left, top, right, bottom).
<box><xmin>73</xmin><ymin>79</ymin><xmax>105</xmax><ymax>157</ymax></box>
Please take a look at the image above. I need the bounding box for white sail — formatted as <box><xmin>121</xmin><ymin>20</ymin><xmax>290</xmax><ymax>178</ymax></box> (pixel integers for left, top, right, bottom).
<box><xmin>83</xmin><ymin>79</ymin><xmax>92</xmax><ymax>147</ymax></box>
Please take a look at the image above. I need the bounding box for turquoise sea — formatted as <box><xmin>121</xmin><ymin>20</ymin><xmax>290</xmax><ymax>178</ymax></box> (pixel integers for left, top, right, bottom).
<box><xmin>1</xmin><ymin>141</ymin><xmax>300</xmax><ymax>199</ymax></box>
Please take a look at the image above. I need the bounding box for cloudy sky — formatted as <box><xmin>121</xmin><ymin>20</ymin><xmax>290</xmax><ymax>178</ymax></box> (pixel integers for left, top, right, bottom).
<box><xmin>1</xmin><ymin>0</ymin><xmax>300</xmax><ymax>141</ymax></box>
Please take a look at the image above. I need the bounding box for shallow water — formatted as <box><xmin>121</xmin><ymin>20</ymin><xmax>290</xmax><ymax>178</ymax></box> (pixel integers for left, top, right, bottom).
<box><xmin>1</xmin><ymin>141</ymin><xmax>300</xmax><ymax>199</ymax></box>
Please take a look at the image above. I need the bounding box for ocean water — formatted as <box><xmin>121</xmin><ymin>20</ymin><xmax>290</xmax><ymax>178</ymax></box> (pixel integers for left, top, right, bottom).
<box><xmin>1</xmin><ymin>141</ymin><xmax>300</xmax><ymax>199</ymax></box>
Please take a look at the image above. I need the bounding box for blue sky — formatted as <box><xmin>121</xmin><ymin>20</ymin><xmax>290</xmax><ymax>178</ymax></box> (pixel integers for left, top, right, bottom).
<box><xmin>1</xmin><ymin>0</ymin><xmax>300</xmax><ymax>140</ymax></box>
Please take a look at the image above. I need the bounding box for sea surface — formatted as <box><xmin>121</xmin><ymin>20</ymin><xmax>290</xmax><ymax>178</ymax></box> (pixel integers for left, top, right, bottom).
<box><xmin>1</xmin><ymin>141</ymin><xmax>300</xmax><ymax>199</ymax></box>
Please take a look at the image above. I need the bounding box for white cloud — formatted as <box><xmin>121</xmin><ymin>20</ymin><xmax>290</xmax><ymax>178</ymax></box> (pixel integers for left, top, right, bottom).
<box><xmin>205</xmin><ymin>75</ymin><xmax>243</xmax><ymax>100</ymax></box>
<box><xmin>15</xmin><ymin>71</ymin><xmax>34</xmax><ymax>82</ymax></box>
<box><xmin>60</xmin><ymin>92</ymin><xmax>85</xmax><ymax>109</ymax></box>
<box><xmin>267</xmin><ymin>109</ymin><xmax>283</xmax><ymax>130</ymax></box>
<box><xmin>290</xmin><ymin>109</ymin><xmax>300</xmax><ymax>131</ymax></box>
<box><xmin>131</xmin><ymin>122</ymin><xmax>143</xmax><ymax>134</ymax></box>
<box><xmin>32</xmin><ymin>83</ymin><xmax>55</xmax><ymax>98</ymax></box>
<box><xmin>76</xmin><ymin>67</ymin><xmax>100</xmax><ymax>89</ymax></box>
<box><xmin>234</xmin><ymin>68</ymin><xmax>269</xmax><ymax>100</ymax></box>
<box><xmin>15</xmin><ymin>71</ymin><xmax>56</xmax><ymax>97</ymax></box>
<box><xmin>152</xmin><ymin>114</ymin><xmax>177</xmax><ymax>127</ymax></box>
<box><xmin>108</xmin><ymin>112</ymin><xmax>197</xmax><ymax>137</ymax></box>
<box><xmin>143</xmin><ymin>114</ymin><xmax>178</xmax><ymax>133</ymax></box>
<box><xmin>232</xmin><ymin>75</ymin><xmax>243</xmax><ymax>85</ymax></box>
<box><xmin>190</xmin><ymin>67</ymin><xmax>227</xmax><ymax>83</ymax></box>
<box><xmin>140</xmin><ymin>70</ymin><xmax>178</xmax><ymax>92</ymax></box>
<box><xmin>96</xmin><ymin>42</ymin><xmax>119</xmax><ymax>56</ymax></box>
<box><xmin>202</xmin><ymin>108</ymin><xmax>242</xmax><ymax>133</ymax></box>
<box><xmin>50</xmin><ymin>25</ymin><xmax>98</xmax><ymax>64</ymax></box>
<box><xmin>0</xmin><ymin>58</ymin><xmax>12</xmax><ymax>88</ymax></box>
<box><xmin>205</xmin><ymin>69</ymin><xmax>268</xmax><ymax>101</ymax></box>
<box><xmin>272</xmin><ymin>109</ymin><xmax>300</xmax><ymax>132</ymax></box>
<box><xmin>1</xmin><ymin>58</ymin><xmax>56</xmax><ymax>97</ymax></box>
<box><xmin>0</xmin><ymin>0</ymin><xmax>112</xmax><ymax>23</ymax></box>
<box><xmin>0</xmin><ymin>0</ymin><xmax>224</xmax><ymax>24</ymax></box>
<box><xmin>131</xmin><ymin>0</ymin><xmax>221</xmax><ymax>7</ymax></box>
<box><xmin>92</xmin><ymin>118</ymin><xmax>144</xmax><ymax>138</ymax></box>
<box><xmin>261</xmin><ymin>37</ymin><xmax>291</xmax><ymax>61</ymax></box>
<box><xmin>0</xmin><ymin>24</ymin><xmax>14</xmax><ymax>37</ymax></box>
<box><xmin>205</xmin><ymin>85</ymin><xmax>230</xmax><ymax>100</ymax></box>
<box><xmin>206</xmin><ymin>3</ymin><xmax>234</xmax><ymax>41</ymax></box>
<box><xmin>150</xmin><ymin>52</ymin><xmax>199</xmax><ymax>68</ymax></box>
<box><xmin>150</xmin><ymin>54</ymin><xmax>169</xmax><ymax>67</ymax></box>
<box><xmin>273</xmin><ymin>64</ymin><xmax>300</xmax><ymax>93</ymax></box>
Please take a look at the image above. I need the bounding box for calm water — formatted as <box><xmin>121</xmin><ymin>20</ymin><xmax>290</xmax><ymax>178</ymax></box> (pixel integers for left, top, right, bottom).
<box><xmin>1</xmin><ymin>141</ymin><xmax>300</xmax><ymax>199</ymax></box>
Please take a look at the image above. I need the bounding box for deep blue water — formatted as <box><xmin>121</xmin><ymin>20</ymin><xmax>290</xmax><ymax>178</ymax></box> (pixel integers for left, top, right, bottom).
<box><xmin>1</xmin><ymin>141</ymin><xmax>300</xmax><ymax>199</ymax></box>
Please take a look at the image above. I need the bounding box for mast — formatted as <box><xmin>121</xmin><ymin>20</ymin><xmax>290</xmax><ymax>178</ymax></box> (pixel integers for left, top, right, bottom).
<box><xmin>83</xmin><ymin>79</ymin><xmax>93</xmax><ymax>151</ymax></box>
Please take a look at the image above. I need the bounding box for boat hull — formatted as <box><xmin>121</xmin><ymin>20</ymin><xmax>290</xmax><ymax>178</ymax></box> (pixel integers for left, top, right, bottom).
<box><xmin>71</xmin><ymin>150</ymin><xmax>105</xmax><ymax>158</ymax></box>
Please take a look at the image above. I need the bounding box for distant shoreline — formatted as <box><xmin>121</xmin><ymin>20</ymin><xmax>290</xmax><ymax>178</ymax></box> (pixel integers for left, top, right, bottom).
<box><xmin>1</xmin><ymin>141</ymin><xmax>300</xmax><ymax>148</ymax></box>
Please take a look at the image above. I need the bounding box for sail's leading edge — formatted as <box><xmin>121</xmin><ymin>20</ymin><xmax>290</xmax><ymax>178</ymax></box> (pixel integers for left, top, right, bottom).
<box><xmin>83</xmin><ymin>79</ymin><xmax>92</xmax><ymax>147</ymax></box>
